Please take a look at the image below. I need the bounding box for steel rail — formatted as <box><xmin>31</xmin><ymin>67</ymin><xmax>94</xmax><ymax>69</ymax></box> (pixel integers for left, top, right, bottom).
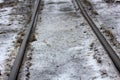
<box><xmin>8</xmin><ymin>0</ymin><xmax>41</xmax><ymax>80</ymax></box>
<box><xmin>75</xmin><ymin>0</ymin><xmax>120</xmax><ymax>73</ymax></box>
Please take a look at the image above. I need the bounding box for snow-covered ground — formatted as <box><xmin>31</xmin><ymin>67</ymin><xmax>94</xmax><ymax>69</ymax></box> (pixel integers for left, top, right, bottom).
<box><xmin>0</xmin><ymin>0</ymin><xmax>30</xmax><ymax>79</ymax></box>
<box><xmin>19</xmin><ymin>0</ymin><xmax>120</xmax><ymax>80</ymax></box>
<box><xmin>0</xmin><ymin>0</ymin><xmax>120</xmax><ymax>80</ymax></box>
<box><xmin>88</xmin><ymin>0</ymin><xmax>120</xmax><ymax>43</ymax></box>
<box><xmin>0</xmin><ymin>3</ymin><xmax>18</xmax><ymax>80</ymax></box>
<box><xmin>0</xmin><ymin>7</ymin><xmax>13</xmax><ymax>71</ymax></box>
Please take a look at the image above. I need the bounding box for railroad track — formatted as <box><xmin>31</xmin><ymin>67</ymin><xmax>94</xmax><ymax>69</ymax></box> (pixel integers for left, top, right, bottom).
<box><xmin>8</xmin><ymin>0</ymin><xmax>120</xmax><ymax>80</ymax></box>
<box><xmin>75</xmin><ymin>0</ymin><xmax>120</xmax><ymax>73</ymax></box>
<box><xmin>8</xmin><ymin>0</ymin><xmax>42</xmax><ymax>80</ymax></box>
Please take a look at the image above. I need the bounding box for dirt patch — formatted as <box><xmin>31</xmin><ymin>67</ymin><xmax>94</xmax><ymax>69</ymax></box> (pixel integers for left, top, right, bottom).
<box><xmin>104</xmin><ymin>0</ymin><xmax>114</xmax><ymax>3</ymax></box>
<box><xmin>59</xmin><ymin>7</ymin><xmax>73</xmax><ymax>12</ymax></box>
<box><xmin>66</xmin><ymin>12</ymin><xmax>80</xmax><ymax>17</ymax></box>
<box><xmin>16</xmin><ymin>31</ymin><xmax>25</xmax><ymax>46</ymax></box>
<box><xmin>47</xmin><ymin>1</ymin><xmax>68</xmax><ymax>4</ymax></box>
<box><xmin>100</xmin><ymin>25</ymin><xmax>120</xmax><ymax>47</ymax></box>
<box><xmin>83</xmin><ymin>0</ymin><xmax>93</xmax><ymax>10</ymax></box>
<box><xmin>82</xmin><ymin>0</ymin><xmax>98</xmax><ymax>15</ymax></box>
<box><xmin>0</xmin><ymin>29</ymin><xmax>18</xmax><ymax>34</ymax></box>
<box><xmin>0</xmin><ymin>1</ymin><xmax>17</xmax><ymax>8</ymax></box>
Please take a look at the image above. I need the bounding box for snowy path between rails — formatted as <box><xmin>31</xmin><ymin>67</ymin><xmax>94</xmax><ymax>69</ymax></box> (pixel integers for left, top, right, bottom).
<box><xmin>21</xmin><ymin>0</ymin><xmax>120</xmax><ymax>80</ymax></box>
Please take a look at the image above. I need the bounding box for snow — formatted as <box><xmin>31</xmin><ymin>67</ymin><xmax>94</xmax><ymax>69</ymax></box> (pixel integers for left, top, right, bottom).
<box><xmin>89</xmin><ymin>0</ymin><xmax>120</xmax><ymax>42</ymax></box>
<box><xmin>19</xmin><ymin>0</ymin><xmax>120</xmax><ymax>80</ymax></box>
<box><xmin>0</xmin><ymin>1</ymin><xmax>26</xmax><ymax>79</ymax></box>
<box><xmin>0</xmin><ymin>7</ymin><xmax>12</xmax><ymax>24</ymax></box>
<box><xmin>0</xmin><ymin>0</ymin><xmax>120</xmax><ymax>80</ymax></box>
<box><xmin>0</xmin><ymin>7</ymin><xmax>15</xmax><ymax>75</ymax></box>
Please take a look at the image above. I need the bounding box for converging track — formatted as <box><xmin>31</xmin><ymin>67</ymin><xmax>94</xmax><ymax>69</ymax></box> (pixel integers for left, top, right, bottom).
<box><xmin>8</xmin><ymin>0</ymin><xmax>120</xmax><ymax>80</ymax></box>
